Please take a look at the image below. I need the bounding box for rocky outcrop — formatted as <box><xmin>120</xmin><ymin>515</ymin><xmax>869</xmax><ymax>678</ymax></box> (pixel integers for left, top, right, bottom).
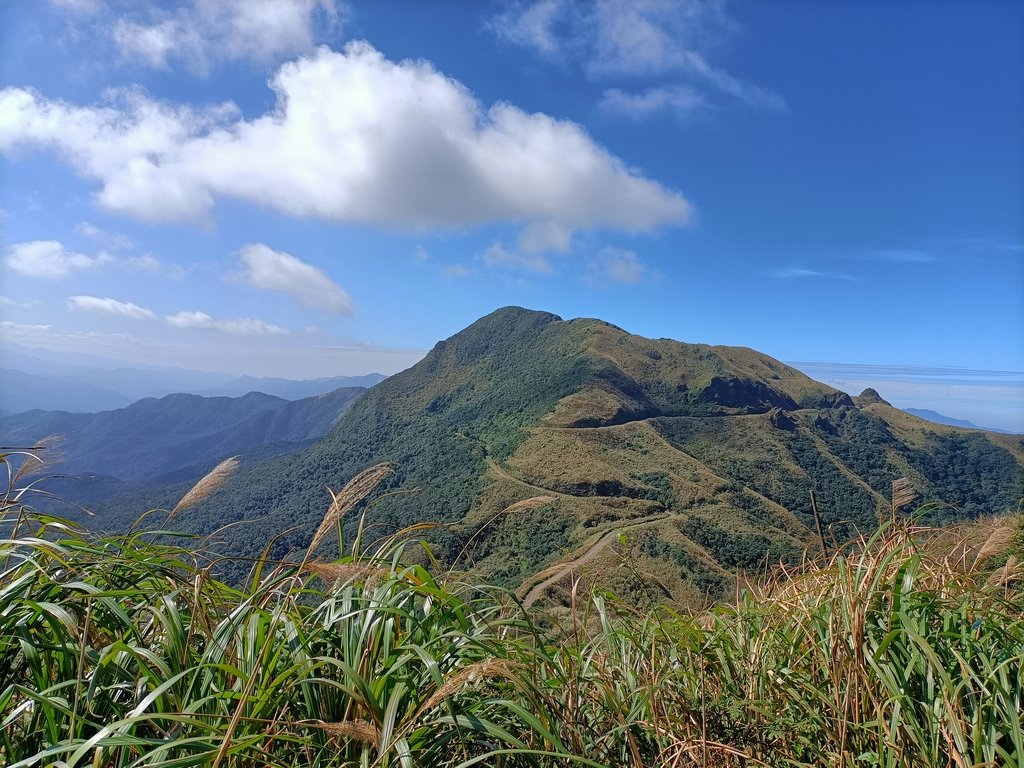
<box><xmin>697</xmin><ymin>376</ymin><xmax>798</xmax><ymax>413</ymax></box>
<box><xmin>766</xmin><ymin>407</ymin><xmax>797</xmax><ymax>430</ymax></box>
<box><xmin>854</xmin><ymin>387</ymin><xmax>892</xmax><ymax>408</ymax></box>
<box><xmin>806</xmin><ymin>390</ymin><xmax>855</xmax><ymax>409</ymax></box>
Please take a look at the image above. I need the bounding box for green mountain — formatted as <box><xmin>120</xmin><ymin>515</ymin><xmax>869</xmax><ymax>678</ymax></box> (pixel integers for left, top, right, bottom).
<box><xmin>76</xmin><ymin>308</ymin><xmax>1024</xmax><ymax>604</ymax></box>
<box><xmin>2</xmin><ymin>387</ymin><xmax>366</xmax><ymax>507</ymax></box>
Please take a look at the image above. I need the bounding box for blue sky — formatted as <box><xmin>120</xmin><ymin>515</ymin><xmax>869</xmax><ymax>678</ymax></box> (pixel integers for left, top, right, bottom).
<box><xmin>1</xmin><ymin>0</ymin><xmax>1021</xmax><ymax>430</ymax></box>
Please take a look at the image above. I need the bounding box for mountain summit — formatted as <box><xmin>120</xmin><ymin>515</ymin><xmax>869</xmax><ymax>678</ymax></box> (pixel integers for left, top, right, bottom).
<box><xmin>102</xmin><ymin>308</ymin><xmax>1024</xmax><ymax>604</ymax></box>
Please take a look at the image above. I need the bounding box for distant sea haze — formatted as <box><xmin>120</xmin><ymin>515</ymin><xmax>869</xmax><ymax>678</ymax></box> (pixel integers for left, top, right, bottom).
<box><xmin>789</xmin><ymin>361</ymin><xmax>1024</xmax><ymax>434</ymax></box>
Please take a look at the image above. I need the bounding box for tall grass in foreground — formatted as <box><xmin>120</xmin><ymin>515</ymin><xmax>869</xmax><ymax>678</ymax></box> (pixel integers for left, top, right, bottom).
<box><xmin>1</xmin><ymin>454</ymin><xmax>1022</xmax><ymax>767</ymax></box>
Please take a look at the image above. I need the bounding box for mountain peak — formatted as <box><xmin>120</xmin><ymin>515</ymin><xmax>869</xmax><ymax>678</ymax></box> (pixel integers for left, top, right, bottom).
<box><xmin>854</xmin><ymin>387</ymin><xmax>891</xmax><ymax>407</ymax></box>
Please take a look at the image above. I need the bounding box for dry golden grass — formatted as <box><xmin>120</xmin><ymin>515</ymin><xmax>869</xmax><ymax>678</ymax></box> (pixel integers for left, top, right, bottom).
<box><xmin>307</xmin><ymin>462</ymin><xmax>393</xmax><ymax>555</ymax></box>
<box><xmin>168</xmin><ymin>455</ymin><xmax>240</xmax><ymax>520</ymax></box>
<box><xmin>14</xmin><ymin>434</ymin><xmax>68</xmax><ymax>481</ymax></box>
<box><xmin>303</xmin><ymin>560</ymin><xmax>387</xmax><ymax>587</ymax></box>
<box><xmin>311</xmin><ymin>719</ymin><xmax>380</xmax><ymax>746</ymax></box>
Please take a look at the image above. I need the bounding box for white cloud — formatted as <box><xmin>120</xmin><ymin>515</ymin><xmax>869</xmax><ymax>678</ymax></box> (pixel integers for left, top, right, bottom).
<box><xmin>587</xmin><ymin>246</ymin><xmax>646</xmax><ymax>284</ymax></box>
<box><xmin>481</xmin><ymin>242</ymin><xmax>552</xmax><ymax>273</ymax></box>
<box><xmin>0</xmin><ymin>43</ymin><xmax>690</xmax><ymax>231</ymax></box>
<box><xmin>165</xmin><ymin>310</ymin><xmax>288</xmax><ymax>335</ymax></box>
<box><xmin>492</xmin><ymin>0</ymin><xmax>784</xmax><ymax>111</ymax></box>
<box><xmin>112</xmin><ymin>0</ymin><xmax>342</xmax><ymax>74</ymax></box>
<box><xmin>236</xmin><ymin>243</ymin><xmax>353</xmax><ymax>315</ymax></box>
<box><xmin>600</xmin><ymin>85</ymin><xmax>708</xmax><ymax>119</ymax></box>
<box><xmin>3</xmin><ymin>240</ymin><xmax>112</xmax><ymax>278</ymax></box>
<box><xmin>68</xmin><ymin>295</ymin><xmax>157</xmax><ymax>320</ymax></box>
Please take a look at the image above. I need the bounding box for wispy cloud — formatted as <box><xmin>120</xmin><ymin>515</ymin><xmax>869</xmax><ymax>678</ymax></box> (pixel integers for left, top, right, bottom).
<box><xmin>68</xmin><ymin>295</ymin><xmax>157</xmax><ymax>320</ymax></box>
<box><xmin>0</xmin><ymin>296</ymin><xmax>39</xmax><ymax>310</ymax></box>
<box><xmin>770</xmin><ymin>267</ymin><xmax>859</xmax><ymax>281</ymax></box>
<box><xmin>235</xmin><ymin>243</ymin><xmax>354</xmax><ymax>315</ymax></box>
<box><xmin>443</xmin><ymin>264</ymin><xmax>471</xmax><ymax>278</ymax></box>
<box><xmin>585</xmin><ymin>246</ymin><xmax>649</xmax><ymax>285</ymax></box>
<box><xmin>109</xmin><ymin>0</ymin><xmax>343</xmax><ymax>75</ymax></box>
<box><xmin>76</xmin><ymin>221</ymin><xmax>133</xmax><ymax>251</ymax></box>
<box><xmin>481</xmin><ymin>242</ymin><xmax>552</xmax><ymax>273</ymax></box>
<box><xmin>600</xmin><ymin>85</ymin><xmax>709</xmax><ymax>119</ymax></box>
<box><xmin>164</xmin><ymin>311</ymin><xmax>288</xmax><ymax>336</ymax></box>
<box><xmin>491</xmin><ymin>0</ymin><xmax>784</xmax><ymax>115</ymax></box>
<box><xmin>862</xmin><ymin>249</ymin><xmax>935</xmax><ymax>263</ymax></box>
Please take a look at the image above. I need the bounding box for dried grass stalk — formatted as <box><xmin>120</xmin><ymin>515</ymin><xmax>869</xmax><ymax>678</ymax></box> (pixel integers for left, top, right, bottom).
<box><xmin>169</xmin><ymin>456</ymin><xmax>240</xmax><ymax>520</ymax></box>
<box><xmin>891</xmin><ymin>477</ymin><xmax>916</xmax><ymax>512</ymax></box>
<box><xmin>15</xmin><ymin>434</ymin><xmax>68</xmax><ymax>481</ymax></box>
<box><xmin>303</xmin><ymin>560</ymin><xmax>386</xmax><ymax>587</ymax></box>
<box><xmin>975</xmin><ymin>523</ymin><xmax>1016</xmax><ymax>565</ymax></box>
<box><xmin>419</xmin><ymin>658</ymin><xmax>519</xmax><ymax>715</ymax></box>
<box><xmin>307</xmin><ymin>463</ymin><xmax>393</xmax><ymax>555</ymax></box>
<box><xmin>502</xmin><ymin>495</ymin><xmax>555</xmax><ymax>514</ymax></box>
<box><xmin>312</xmin><ymin>719</ymin><xmax>380</xmax><ymax>746</ymax></box>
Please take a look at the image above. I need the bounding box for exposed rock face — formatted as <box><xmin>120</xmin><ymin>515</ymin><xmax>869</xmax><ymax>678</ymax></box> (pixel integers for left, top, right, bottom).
<box><xmin>814</xmin><ymin>413</ymin><xmax>839</xmax><ymax>435</ymax></box>
<box><xmin>766</xmin><ymin>407</ymin><xmax>797</xmax><ymax>430</ymax></box>
<box><xmin>697</xmin><ymin>376</ymin><xmax>798</xmax><ymax>412</ymax></box>
<box><xmin>854</xmin><ymin>387</ymin><xmax>892</xmax><ymax>407</ymax></box>
<box><xmin>806</xmin><ymin>391</ymin><xmax>855</xmax><ymax>409</ymax></box>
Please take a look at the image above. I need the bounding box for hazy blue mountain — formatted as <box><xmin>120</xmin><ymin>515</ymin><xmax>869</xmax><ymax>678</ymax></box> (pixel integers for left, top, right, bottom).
<box><xmin>0</xmin><ymin>343</ymin><xmax>386</xmax><ymax>414</ymax></box>
<box><xmin>904</xmin><ymin>408</ymin><xmax>1013</xmax><ymax>434</ymax></box>
<box><xmin>0</xmin><ymin>368</ymin><xmax>130</xmax><ymax>414</ymax></box>
<box><xmin>1</xmin><ymin>386</ymin><xmax>367</xmax><ymax>507</ymax></box>
<box><xmin>197</xmin><ymin>373</ymin><xmax>386</xmax><ymax>399</ymax></box>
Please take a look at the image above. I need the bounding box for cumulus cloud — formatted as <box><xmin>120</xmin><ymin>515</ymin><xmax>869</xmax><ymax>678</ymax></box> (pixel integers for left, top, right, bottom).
<box><xmin>165</xmin><ymin>310</ymin><xmax>287</xmax><ymax>335</ymax></box>
<box><xmin>112</xmin><ymin>0</ymin><xmax>342</xmax><ymax>74</ymax></box>
<box><xmin>0</xmin><ymin>43</ymin><xmax>690</xmax><ymax>231</ymax></box>
<box><xmin>4</xmin><ymin>240</ymin><xmax>112</xmax><ymax>278</ymax></box>
<box><xmin>492</xmin><ymin>0</ymin><xmax>783</xmax><ymax>112</ymax></box>
<box><xmin>236</xmin><ymin>243</ymin><xmax>353</xmax><ymax>315</ymax></box>
<box><xmin>69</xmin><ymin>294</ymin><xmax>157</xmax><ymax>320</ymax></box>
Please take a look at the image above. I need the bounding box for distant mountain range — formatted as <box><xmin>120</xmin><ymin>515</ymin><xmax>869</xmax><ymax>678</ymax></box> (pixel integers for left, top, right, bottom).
<box><xmin>903</xmin><ymin>408</ymin><xmax>1012</xmax><ymax>434</ymax></box>
<box><xmin>1</xmin><ymin>386</ymin><xmax>367</xmax><ymax>509</ymax></box>
<box><xmin>0</xmin><ymin>342</ymin><xmax>385</xmax><ymax>413</ymax></box>
<box><xmin>90</xmin><ymin>307</ymin><xmax>1021</xmax><ymax>602</ymax></box>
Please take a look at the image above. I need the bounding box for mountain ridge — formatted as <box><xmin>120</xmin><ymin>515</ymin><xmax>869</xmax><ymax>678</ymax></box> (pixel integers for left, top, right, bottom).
<box><xmin>62</xmin><ymin>307</ymin><xmax>1024</xmax><ymax>605</ymax></box>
